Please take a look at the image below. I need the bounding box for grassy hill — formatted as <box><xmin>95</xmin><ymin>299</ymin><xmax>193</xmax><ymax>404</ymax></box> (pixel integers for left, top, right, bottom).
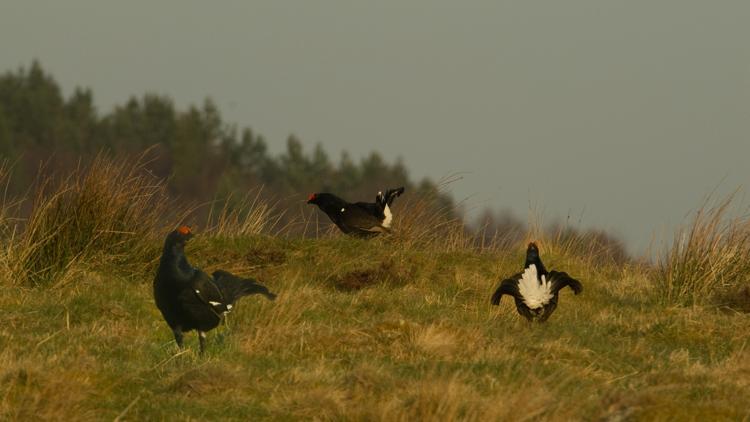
<box><xmin>1</xmin><ymin>159</ymin><xmax>749</xmax><ymax>421</ymax></box>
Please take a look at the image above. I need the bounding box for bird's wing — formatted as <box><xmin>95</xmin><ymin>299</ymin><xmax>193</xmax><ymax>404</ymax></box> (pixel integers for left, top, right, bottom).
<box><xmin>491</xmin><ymin>275</ymin><xmax>522</xmax><ymax>305</ymax></box>
<box><xmin>548</xmin><ymin>271</ymin><xmax>583</xmax><ymax>295</ymax></box>
<box><xmin>340</xmin><ymin>204</ymin><xmax>388</xmax><ymax>232</ymax></box>
<box><xmin>353</xmin><ymin>201</ymin><xmax>385</xmax><ymax>219</ymax></box>
<box><xmin>190</xmin><ymin>270</ymin><xmax>230</xmax><ymax>314</ymax></box>
<box><xmin>212</xmin><ymin>270</ymin><xmax>277</xmax><ymax>301</ymax></box>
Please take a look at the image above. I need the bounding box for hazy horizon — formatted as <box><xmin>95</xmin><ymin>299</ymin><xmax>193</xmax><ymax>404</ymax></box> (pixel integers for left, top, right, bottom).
<box><xmin>2</xmin><ymin>1</ymin><xmax>749</xmax><ymax>254</ymax></box>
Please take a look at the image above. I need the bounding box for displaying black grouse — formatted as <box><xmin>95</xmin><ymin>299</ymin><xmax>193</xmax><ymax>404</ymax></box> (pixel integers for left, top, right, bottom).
<box><xmin>491</xmin><ymin>242</ymin><xmax>582</xmax><ymax>322</ymax></box>
<box><xmin>307</xmin><ymin>187</ymin><xmax>405</xmax><ymax>237</ymax></box>
<box><xmin>153</xmin><ymin>226</ymin><xmax>277</xmax><ymax>353</ymax></box>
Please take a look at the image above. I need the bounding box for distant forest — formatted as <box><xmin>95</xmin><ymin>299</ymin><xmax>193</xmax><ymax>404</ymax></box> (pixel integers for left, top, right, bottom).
<box><xmin>0</xmin><ymin>61</ymin><xmax>626</xmax><ymax>259</ymax></box>
<box><xmin>0</xmin><ymin>61</ymin><xmax>434</xmax><ymax>203</ymax></box>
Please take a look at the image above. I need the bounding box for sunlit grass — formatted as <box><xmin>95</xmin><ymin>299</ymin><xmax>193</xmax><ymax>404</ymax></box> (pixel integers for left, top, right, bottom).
<box><xmin>657</xmin><ymin>192</ymin><xmax>750</xmax><ymax>307</ymax></box>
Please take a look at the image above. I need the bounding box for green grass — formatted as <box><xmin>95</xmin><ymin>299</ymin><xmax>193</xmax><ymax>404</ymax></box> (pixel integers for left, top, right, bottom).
<box><xmin>2</xmin><ymin>236</ymin><xmax>749</xmax><ymax>421</ymax></box>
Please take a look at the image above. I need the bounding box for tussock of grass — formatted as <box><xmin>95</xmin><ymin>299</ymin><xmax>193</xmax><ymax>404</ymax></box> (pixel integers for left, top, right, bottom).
<box><xmin>392</xmin><ymin>177</ymin><xmax>474</xmax><ymax>252</ymax></box>
<box><xmin>657</xmin><ymin>192</ymin><xmax>750</xmax><ymax>307</ymax></box>
<box><xmin>4</xmin><ymin>153</ymin><xmax>174</xmax><ymax>286</ymax></box>
<box><xmin>0</xmin><ymin>154</ymin><xmax>285</xmax><ymax>287</ymax></box>
<box><xmin>205</xmin><ymin>188</ymin><xmax>282</xmax><ymax>238</ymax></box>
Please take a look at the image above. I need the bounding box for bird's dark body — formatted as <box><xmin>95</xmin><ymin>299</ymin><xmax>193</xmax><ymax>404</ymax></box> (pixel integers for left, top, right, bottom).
<box><xmin>492</xmin><ymin>271</ymin><xmax>561</xmax><ymax>322</ymax></box>
<box><xmin>491</xmin><ymin>243</ymin><xmax>582</xmax><ymax>322</ymax></box>
<box><xmin>153</xmin><ymin>228</ymin><xmax>276</xmax><ymax>352</ymax></box>
<box><xmin>308</xmin><ymin>187</ymin><xmax>404</xmax><ymax>237</ymax></box>
<box><xmin>312</xmin><ymin>194</ymin><xmax>383</xmax><ymax>237</ymax></box>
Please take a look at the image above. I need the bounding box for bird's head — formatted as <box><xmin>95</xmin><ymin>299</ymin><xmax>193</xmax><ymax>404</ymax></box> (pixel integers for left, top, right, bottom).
<box><xmin>524</xmin><ymin>241</ymin><xmax>544</xmax><ymax>271</ymax></box>
<box><xmin>160</xmin><ymin>225</ymin><xmax>196</xmax><ymax>263</ymax></box>
<box><xmin>307</xmin><ymin>192</ymin><xmax>338</xmax><ymax>206</ymax></box>
<box><xmin>307</xmin><ymin>193</ymin><xmax>346</xmax><ymax>215</ymax></box>
<box><xmin>168</xmin><ymin>225</ymin><xmax>194</xmax><ymax>245</ymax></box>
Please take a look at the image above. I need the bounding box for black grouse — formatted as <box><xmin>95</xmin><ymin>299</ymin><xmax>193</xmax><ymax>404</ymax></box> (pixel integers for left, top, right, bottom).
<box><xmin>491</xmin><ymin>242</ymin><xmax>582</xmax><ymax>322</ymax></box>
<box><xmin>153</xmin><ymin>226</ymin><xmax>277</xmax><ymax>353</ymax></box>
<box><xmin>307</xmin><ymin>187</ymin><xmax>405</xmax><ymax>237</ymax></box>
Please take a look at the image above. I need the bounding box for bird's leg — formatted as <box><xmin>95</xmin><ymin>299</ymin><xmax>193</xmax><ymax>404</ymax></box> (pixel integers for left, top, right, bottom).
<box><xmin>172</xmin><ymin>326</ymin><xmax>184</xmax><ymax>350</ymax></box>
<box><xmin>198</xmin><ymin>331</ymin><xmax>207</xmax><ymax>354</ymax></box>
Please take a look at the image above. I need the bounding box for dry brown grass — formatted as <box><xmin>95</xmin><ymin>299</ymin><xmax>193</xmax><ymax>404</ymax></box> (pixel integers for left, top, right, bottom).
<box><xmin>204</xmin><ymin>188</ymin><xmax>284</xmax><ymax>238</ymax></box>
<box><xmin>0</xmin><ymin>359</ymin><xmax>98</xmax><ymax>421</ymax></box>
<box><xmin>657</xmin><ymin>192</ymin><xmax>750</xmax><ymax>307</ymax></box>
<box><xmin>372</xmin><ymin>373</ymin><xmax>549</xmax><ymax>422</ymax></box>
<box><xmin>391</xmin><ymin>176</ymin><xmax>475</xmax><ymax>252</ymax></box>
<box><xmin>3</xmin><ymin>153</ymin><xmax>175</xmax><ymax>286</ymax></box>
<box><xmin>0</xmin><ymin>154</ymin><xmax>288</xmax><ymax>288</ymax></box>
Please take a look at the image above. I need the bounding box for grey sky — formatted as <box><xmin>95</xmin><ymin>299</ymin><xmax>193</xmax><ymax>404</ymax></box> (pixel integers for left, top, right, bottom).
<box><xmin>2</xmin><ymin>1</ymin><xmax>749</xmax><ymax>254</ymax></box>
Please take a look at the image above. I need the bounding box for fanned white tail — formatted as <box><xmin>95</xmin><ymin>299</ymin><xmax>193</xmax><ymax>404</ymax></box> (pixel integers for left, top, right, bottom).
<box><xmin>517</xmin><ymin>264</ymin><xmax>552</xmax><ymax>309</ymax></box>
<box><xmin>382</xmin><ymin>204</ymin><xmax>393</xmax><ymax>228</ymax></box>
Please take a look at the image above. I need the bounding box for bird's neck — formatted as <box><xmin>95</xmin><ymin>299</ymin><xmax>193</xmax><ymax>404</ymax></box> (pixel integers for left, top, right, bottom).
<box><xmin>525</xmin><ymin>256</ymin><xmax>547</xmax><ymax>275</ymax></box>
<box><xmin>162</xmin><ymin>243</ymin><xmax>195</xmax><ymax>281</ymax></box>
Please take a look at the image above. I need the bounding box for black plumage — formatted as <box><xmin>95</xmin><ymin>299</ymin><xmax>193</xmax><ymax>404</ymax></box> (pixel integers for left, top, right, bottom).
<box><xmin>307</xmin><ymin>187</ymin><xmax>404</xmax><ymax>237</ymax></box>
<box><xmin>153</xmin><ymin>226</ymin><xmax>276</xmax><ymax>353</ymax></box>
<box><xmin>491</xmin><ymin>242</ymin><xmax>582</xmax><ymax>322</ymax></box>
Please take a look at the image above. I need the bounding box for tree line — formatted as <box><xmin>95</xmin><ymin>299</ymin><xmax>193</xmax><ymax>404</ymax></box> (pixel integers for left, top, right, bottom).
<box><xmin>0</xmin><ymin>61</ymin><xmax>433</xmax><ymax>202</ymax></box>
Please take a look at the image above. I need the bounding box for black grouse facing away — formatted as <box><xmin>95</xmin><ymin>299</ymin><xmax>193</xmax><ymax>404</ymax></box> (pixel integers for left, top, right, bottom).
<box><xmin>491</xmin><ymin>242</ymin><xmax>582</xmax><ymax>322</ymax></box>
<box><xmin>307</xmin><ymin>187</ymin><xmax>405</xmax><ymax>237</ymax></box>
<box><xmin>153</xmin><ymin>226</ymin><xmax>277</xmax><ymax>353</ymax></box>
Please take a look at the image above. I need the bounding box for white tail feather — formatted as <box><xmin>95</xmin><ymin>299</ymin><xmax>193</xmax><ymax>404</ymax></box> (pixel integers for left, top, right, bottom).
<box><xmin>382</xmin><ymin>204</ymin><xmax>393</xmax><ymax>228</ymax></box>
<box><xmin>517</xmin><ymin>264</ymin><xmax>552</xmax><ymax>309</ymax></box>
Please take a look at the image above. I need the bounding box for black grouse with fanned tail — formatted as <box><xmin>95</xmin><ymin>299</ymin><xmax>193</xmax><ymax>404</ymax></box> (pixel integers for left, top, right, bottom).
<box><xmin>153</xmin><ymin>226</ymin><xmax>276</xmax><ymax>353</ymax></box>
<box><xmin>307</xmin><ymin>187</ymin><xmax>404</xmax><ymax>237</ymax></box>
<box><xmin>491</xmin><ymin>242</ymin><xmax>582</xmax><ymax>322</ymax></box>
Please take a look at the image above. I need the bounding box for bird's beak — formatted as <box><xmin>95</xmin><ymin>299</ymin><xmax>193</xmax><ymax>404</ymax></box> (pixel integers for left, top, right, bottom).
<box><xmin>307</xmin><ymin>193</ymin><xmax>316</xmax><ymax>203</ymax></box>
